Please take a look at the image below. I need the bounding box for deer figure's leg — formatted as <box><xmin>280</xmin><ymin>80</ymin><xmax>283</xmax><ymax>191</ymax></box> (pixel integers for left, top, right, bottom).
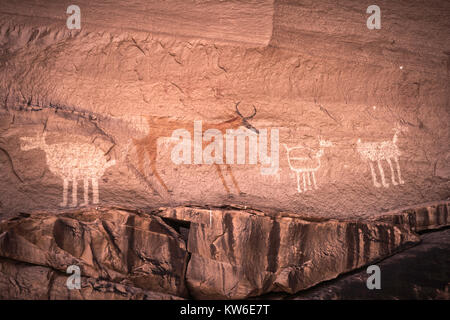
<box><xmin>226</xmin><ymin>165</ymin><xmax>241</xmax><ymax>194</ymax></box>
<box><xmin>377</xmin><ymin>160</ymin><xmax>389</xmax><ymax>188</ymax></box>
<box><xmin>311</xmin><ymin>171</ymin><xmax>318</xmax><ymax>190</ymax></box>
<box><xmin>60</xmin><ymin>178</ymin><xmax>69</xmax><ymax>207</ymax></box>
<box><xmin>394</xmin><ymin>157</ymin><xmax>405</xmax><ymax>184</ymax></box>
<box><xmin>296</xmin><ymin>172</ymin><xmax>302</xmax><ymax>193</ymax></box>
<box><xmin>81</xmin><ymin>178</ymin><xmax>89</xmax><ymax>206</ymax></box>
<box><xmin>70</xmin><ymin>179</ymin><xmax>78</xmax><ymax>207</ymax></box>
<box><xmin>148</xmin><ymin>147</ymin><xmax>170</xmax><ymax>193</ymax></box>
<box><xmin>369</xmin><ymin>161</ymin><xmax>381</xmax><ymax>188</ymax></box>
<box><xmin>306</xmin><ymin>172</ymin><xmax>312</xmax><ymax>190</ymax></box>
<box><xmin>215</xmin><ymin>164</ymin><xmax>230</xmax><ymax>194</ymax></box>
<box><xmin>136</xmin><ymin>139</ymin><xmax>171</xmax><ymax>193</ymax></box>
<box><xmin>135</xmin><ymin>142</ymin><xmax>146</xmax><ymax>174</ymax></box>
<box><xmin>386</xmin><ymin>158</ymin><xmax>398</xmax><ymax>186</ymax></box>
<box><xmin>302</xmin><ymin>172</ymin><xmax>307</xmax><ymax>192</ymax></box>
<box><xmin>92</xmin><ymin>178</ymin><xmax>99</xmax><ymax>204</ymax></box>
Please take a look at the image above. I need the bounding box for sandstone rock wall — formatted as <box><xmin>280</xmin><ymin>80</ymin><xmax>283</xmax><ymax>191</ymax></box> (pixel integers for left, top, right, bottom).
<box><xmin>0</xmin><ymin>0</ymin><xmax>449</xmax><ymax>218</ymax></box>
<box><xmin>0</xmin><ymin>208</ymin><xmax>189</xmax><ymax>298</ymax></box>
<box><xmin>0</xmin><ymin>0</ymin><xmax>448</xmax><ymax>300</ymax></box>
<box><xmin>373</xmin><ymin>201</ymin><xmax>449</xmax><ymax>232</ymax></box>
<box><xmin>1</xmin><ymin>203</ymin><xmax>447</xmax><ymax>299</ymax></box>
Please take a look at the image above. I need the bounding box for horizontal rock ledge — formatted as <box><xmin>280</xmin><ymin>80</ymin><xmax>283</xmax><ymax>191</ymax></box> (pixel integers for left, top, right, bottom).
<box><xmin>0</xmin><ymin>0</ymin><xmax>274</xmax><ymax>47</ymax></box>
<box><xmin>1</xmin><ymin>201</ymin><xmax>446</xmax><ymax>299</ymax></box>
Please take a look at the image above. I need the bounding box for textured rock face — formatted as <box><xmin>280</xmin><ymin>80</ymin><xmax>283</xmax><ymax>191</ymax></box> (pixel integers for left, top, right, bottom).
<box><xmin>0</xmin><ymin>203</ymin><xmax>448</xmax><ymax>299</ymax></box>
<box><xmin>0</xmin><ymin>259</ymin><xmax>182</xmax><ymax>300</ymax></box>
<box><xmin>0</xmin><ymin>1</ymin><xmax>449</xmax><ymax>219</ymax></box>
<box><xmin>0</xmin><ymin>0</ymin><xmax>449</xmax><ymax>300</ymax></box>
<box><xmin>373</xmin><ymin>201</ymin><xmax>449</xmax><ymax>232</ymax></box>
<box><xmin>268</xmin><ymin>228</ymin><xmax>450</xmax><ymax>300</ymax></box>
<box><xmin>156</xmin><ymin>206</ymin><xmax>421</xmax><ymax>299</ymax></box>
<box><xmin>0</xmin><ymin>208</ymin><xmax>189</xmax><ymax>298</ymax></box>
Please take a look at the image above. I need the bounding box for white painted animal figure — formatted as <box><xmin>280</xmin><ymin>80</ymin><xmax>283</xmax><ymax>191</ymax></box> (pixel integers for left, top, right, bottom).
<box><xmin>20</xmin><ymin>132</ymin><xmax>116</xmax><ymax>207</ymax></box>
<box><xmin>284</xmin><ymin>138</ymin><xmax>332</xmax><ymax>193</ymax></box>
<box><xmin>356</xmin><ymin>125</ymin><xmax>407</xmax><ymax>188</ymax></box>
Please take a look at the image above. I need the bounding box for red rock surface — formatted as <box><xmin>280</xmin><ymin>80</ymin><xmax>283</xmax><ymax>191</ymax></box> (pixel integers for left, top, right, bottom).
<box><xmin>0</xmin><ymin>203</ymin><xmax>447</xmax><ymax>299</ymax></box>
<box><xmin>0</xmin><ymin>0</ymin><xmax>448</xmax><ymax>299</ymax></box>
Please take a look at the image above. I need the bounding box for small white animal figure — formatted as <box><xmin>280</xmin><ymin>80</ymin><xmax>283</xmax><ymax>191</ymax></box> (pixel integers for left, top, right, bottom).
<box><xmin>20</xmin><ymin>132</ymin><xmax>116</xmax><ymax>207</ymax></box>
<box><xmin>356</xmin><ymin>125</ymin><xmax>408</xmax><ymax>188</ymax></box>
<box><xmin>284</xmin><ymin>138</ymin><xmax>332</xmax><ymax>193</ymax></box>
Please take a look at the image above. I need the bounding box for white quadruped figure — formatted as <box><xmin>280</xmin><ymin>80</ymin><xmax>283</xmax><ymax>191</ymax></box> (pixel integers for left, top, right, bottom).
<box><xmin>284</xmin><ymin>138</ymin><xmax>332</xmax><ymax>193</ymax></box>
<box><xmin>20</xmin><ymin>132</ymin><xmax>116</xmax><ymax>207</ymax></box>
<box><xmin>356</xmin><ymin>125</ymin><xmax>408</xmax><ymax>188</ymax></box>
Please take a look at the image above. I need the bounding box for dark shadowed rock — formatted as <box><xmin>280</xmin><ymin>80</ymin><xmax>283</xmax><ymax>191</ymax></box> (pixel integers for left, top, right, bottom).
<box><xmin>0</xmin><ymin>257</ymin><xmax>183</xmax><ymax>300</ymax></box>
<box><xmin>0</xmin><ymin>0</ymin><xmax>448</xmax><ymax>300</ymax></box>
<box><xmin>1</xmin><ymin>202</ymin><xmax>449</xmax><ymax>299</ymax></box>
<box><xmin>259</xmin><ymin>228</ymin><xmax>450</xmax><ymax>300</ymax></box>
<box><xmin>155</xmin><ymin>206</ymin><xmax>421</xmax><ymax>299</ymax></box>
<box><xmin>373</xmin><ymin>201</ymin><xmax>449</xmax><ymax>232</ymax></box>
<box><xmin>0</xmin><ymin>208</ymin><xmax>189</xmax><ymax>298</ymax></box>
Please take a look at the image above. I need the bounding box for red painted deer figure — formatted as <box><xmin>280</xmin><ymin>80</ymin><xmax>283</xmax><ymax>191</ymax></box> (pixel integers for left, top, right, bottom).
<box><xmin>132</xmin><ymin>102</ymin><xmax>258</xmax><ymax>194</ymax></box>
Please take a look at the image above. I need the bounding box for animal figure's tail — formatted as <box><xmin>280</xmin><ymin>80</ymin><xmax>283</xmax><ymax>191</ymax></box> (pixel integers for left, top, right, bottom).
<box><xmin>20</xmin><ymin>131</ymin><xmax>47</xmax><ymax>151</ymax></box>
<box><xmin>105</xmin><ymin>159</ymin><xmax>116</xmax><ymax>168</ymax></box>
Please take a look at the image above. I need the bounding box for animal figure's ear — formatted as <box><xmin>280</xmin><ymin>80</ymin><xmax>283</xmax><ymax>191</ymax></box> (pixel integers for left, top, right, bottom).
<box><xmin>319</xmin><ymin>139</ymin><xmax>332</xmax><ymax>147</ymax></box>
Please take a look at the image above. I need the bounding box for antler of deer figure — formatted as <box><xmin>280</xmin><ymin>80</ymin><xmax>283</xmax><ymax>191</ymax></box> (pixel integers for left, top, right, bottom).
<box><xmin>235</xmin><ymin>101</ymin><xmax>258</xmax><ymax>134</ymax></box>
